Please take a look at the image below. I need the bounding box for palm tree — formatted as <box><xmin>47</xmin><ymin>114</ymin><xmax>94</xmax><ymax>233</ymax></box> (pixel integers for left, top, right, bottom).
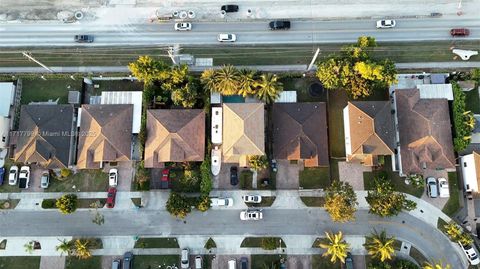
<box><xmin>200</xmin><ymin>69</ymin><xmax>217</xmax><ymax>93</ymax></box>
<box><xmin>238</xmin><ymin>69</ymin><xmax>257</xmax><ymax>97</ymax></box>
<box><xmin>72</xmin><ymin>239</ymin><xmax>92</xmax><ymax>260</ymax></box>
<box><xmin>444</xmin><ymin>221</ymin><xmax>462</xmax><ymax>241</ymax></box>
<box><xmin>318</xmin><ymin>231</ymin><xmax>350</xmax><ymax>264</ymax></box>
<box><xmin>56</xmin><ymin>239</ymin><xmax>73</xmax><ymax>256</ymax></box>
<box><xmin>423</xmin><ymin>261</ymin><xmax>451</xmax><ymax>269</ymax></box>
<box><xmin>255</xmin><ymin>73</ymin><xmax>283</xmax><ymax>104</ymax></box>
<box><xmin>24</xmin><ymin>241</ymin><xmax>34</xmax><ymax>254</ymax></box>
<box><xmin>215</xmin><ymin>65</ymin><xmax>240</xmax><ymax>95</ymax></box>
<box><xmin>364</xmin><ymin>230</ymin><xmax>395</xmax><ymax>262</ymax></box>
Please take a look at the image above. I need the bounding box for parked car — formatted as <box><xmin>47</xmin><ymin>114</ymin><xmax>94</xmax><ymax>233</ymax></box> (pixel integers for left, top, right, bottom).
<box><xmin>106</xmin><ymin>187</ymin><xmax>117</xmax><ymax>208</ymax></box>
<box><xmin>161</xmin><ymin>168</ymin><xmax>170</xmax><ymax>189</ymax></box>
<box><xmin>112</xmin><ymin>259</ymin><xmax>121</xmax><ymax>269</ymax></box>
<box><xmin>426</xmin><ymin>177</ymin><xmax>438</xmax><ymax>198</ymax></box>
<box><xmin>74</xmin><ymin>35</ymin><xmax>94</xmax><ymax>43</ymax></box>
<box><xmin>123</xmin><ymin>252</ymin><xmax>133</xmax><ymax>269</ymax></box>
<box><xmin>242</xmin><ymin>195</ymin><xmax>262</xmax><ymax>203</ymax></box>
<box><xmin>8</xmin><ymin>165</ymin><xmax>18</xmax><ymax>185</ymax></box>
<box><xmin>0</xmin><ymin>167</ymin><xmax>4</xmax><ymax>185</ymax></box>
<box><xmin>195</xmin><ymin>255</ymin><xmax>202</xmax><ymax>269</ymax></box>
<box><xmin>240</xmin><ymin>257</ymin><xmax>248</xmax><ymax>269</ymax></box>
<box><xmin>228</xmin><ymin>259</ymin><xmax>236</xmax><ymax>269</ymax></box>
<box><xmin>109</xmin><ymin>168</ymin><xmax>118</xmax><ymax>186</ymax></box>
<box><xmin>18</xmin><ymin>166</ymin><xmax>30</xmax><ymax>189</ymax></box>
<box><xmin>174</xmin><ymin>22</ymin><xmax>192</xmax><ymax>31</ymax></box>
<box><xmin>459</xmin><ymin>242</ymin><xmax>480</xmax><ymax>265</ymax></box>
<box><xmin>438</xmin><ymin>177</ymin><xmax>450</xmax><ymax>198</ymax></box>
<box><xmin>210</xmin><ymin>197</ymin><xmax>234</xmax><ymax>207</ymax></box>
<box><xmin>230</xmin><ymin>166</ymin><xmax>238</xmax><ymax>185</ymax></box>
<box><xmin>40</xmin><ymin>171</ymin><xmax>50</xmax><ymax>189</ymax></box>
<box><xmin>217</xmin><ymin>33</ymin><xmax>237</xmax><ymax>42</ymax></box>
<box><xmin>345</xmin><ymin>252</ymin><xmax>354</xmax><ymax>269</ymax></box>
<box><xmin>181</xmin><ymin>248</ymin><xmax>190</xmax><ymax>269</ymax></box>
<box><xmin>451</xmin><ymin>28</ymin><xmax>470</xmax><ymax>37</ymax></box>
<box><xmin>221</xmin><ymin>5</ymin><xmax>239</xmax><ymax>12</ymax></box>
<box><xmin>269</xmin><ymin>20</ymin><xmax>291</xmax><ymax>30</ymax></box>
<box><xmin>240</xmin><ymin>209</ymin><xmax>263</xmax><ymax>220</ymax></box>
<box><xmin>376</xmin><ymin>19</ymin><xmax>396</xmax><ymax>28</ymax></box>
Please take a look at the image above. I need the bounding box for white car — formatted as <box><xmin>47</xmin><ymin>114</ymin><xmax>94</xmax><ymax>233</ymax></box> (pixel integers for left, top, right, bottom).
<box><xmin>240</xmin><ymin>209</ymin><xmax>263</xmax><ymax>220</ymax></box>
<box><xmin>242</xmin><ymin>195</ymin><xmax>262</xmax><ymax>204</ymax></box>
<box><xmin>459</xmin><ymin>242</ymin><xmax>480</xmax><ymax>265</ymax></box>
<box><xmin>19</xmin><ymin>166</ymin><xmax>30</xmax><ymax>189</ymax></box>
<box><xmin>438</xmin><ymin>178</ymin><xmax>450</xmax><ymax>198</ymax></box>
<box><xmin>426</xmin><ymin>177</ymin><xmax>438</xmax><ymax>198</ymax></box>
<box><xmin>8</xmin><ymin>165</ymin><xmax>18</xmax><ymax>185</ymax></box>
<box><xmin>174</xmin><ymin>22</ymin><xmax>192</xmax><ymax>31</ymax></box>
<box><xmin>40</xmin><ymin>171</ymin><xmax>50</xmax><ymax>189</ymax></box>
<box><xmin>217</xmin><ymin>33</ymin><xmax>236</xmax><ymax>42</ymax></box>
<box><xmin>181</xmin><ymin>248</ymin><xmax>189</xmax><ymax>269</ymax></box>
<box><xmin>210</xmin><ymin>197</ymin><xmax>233</xmax><ymax>207</ymax></box>
<box><xmin>376</xmin><ymin>19</ymin><xmax>396</xmax><ymax>29</ymax></box>
<box><xmin>109</xmin><ymin>168</ymin><xmax>118</xmax><ymax>186</ymax></box>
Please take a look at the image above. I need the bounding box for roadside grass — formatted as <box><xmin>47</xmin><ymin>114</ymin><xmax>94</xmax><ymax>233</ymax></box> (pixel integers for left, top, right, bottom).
<box><xmin>251</xmin><ymin>255</ymin><xmax>286</xmax><ymax>269</ymax></box>
<box><xmin>442</xmin><ymin>172</ymin><xmax>461</xmax><ymax>217</ymax></box>
<box><xmin>46</xmin><ymin>170</ymin><xmax>109</xmax><ymax>192</ymax></box>
<box><xmin>465</xmin><ymin>87</ymin><xmax>480</xmax><ymax>114</ymax></box>
<box><xmin>0</xmin><ymin>257</ymin><xmax>40</xmax><ymax>269</ymax></box>
<box><xmin>437</xmin><ymin>218</ymin><xmax>449</xmax><ymax>234</ymax></box>
<box><xmin>134</xmin><ymin>238</ymin><xmax>179</xmax><ymax>248</ymax></box>
<box><xmin>299</xmin><ymin>167</ymin><xmax>330</xmax><ymax>189</ymax></box>
<box><xmin>131</xmin><ymin>198</ymin><xmax>142</xmax><ymax>207</ymax></box>
<box><xmin>133</xmin><ymin>255</ymin><xmax>179</xmax><ymax>268</ymax></box>
<box><xmin>245</xmin><ymin>196</ymin><xmax>276</xmax><ymax>207</ymax></box>
<box><xmin>204</xmin><ymin>238</ymin><xmax>216</xmax><ymax>249</ymax></box>
<box><xmin>311</xmin><ymin>255</ymin><xmax>341</xmax><ymax>269</ymax></box>
<box><xmin>65</xmin><ymin>256</ymin><xmax>101</xmax><ymax>269</ymax></box>
<box><xmin>300</xmin><ymin>197</ymin><xmax>325</xmax><ymax>207</ymax></box>
<box><xmin>0</xmin><ymin>199</ymin><xmax>20</xmax><ymax>209</ymax></box>
<box><xmin>240</xmin><ymin>237</ymin><xmax>286</xmax><ymax>248</ymax></box>
<box><xmin>21</xmin><ymin>78</ymin><xmax>83</xmax><ymax>104</ymax></box>
<box><xmin>77</xmin><ymin>199</ymin><xmax>106</xmax><ymax>208</ymax></box>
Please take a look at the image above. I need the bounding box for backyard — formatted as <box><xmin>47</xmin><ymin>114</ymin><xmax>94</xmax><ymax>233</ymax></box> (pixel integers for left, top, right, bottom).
<box><xmin>21</xmin><ymin>77</ymin><xmax>82</xmax><ymax>104</ymax></box>
<box><xmin>46</xmin><ymin>170</ymin><xmax>109</xmax><ymax>192</ymax></box>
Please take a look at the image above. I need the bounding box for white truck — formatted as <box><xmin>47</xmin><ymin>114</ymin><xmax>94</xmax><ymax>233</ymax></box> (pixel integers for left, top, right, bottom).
<box><xmin>210</xmin><ymin>197</ymin><xmax>233</xmax><ymax>207</ymax></box>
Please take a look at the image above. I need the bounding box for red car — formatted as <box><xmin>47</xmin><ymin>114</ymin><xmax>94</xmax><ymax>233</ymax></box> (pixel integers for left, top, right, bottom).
<box><xmin>106</xmin><ymin>187</ymin><xmax>117</xmax><ymax>208</ymax></box>
<box><xmin>450</xmin><ymin>28</ymin><xmax>470</xmax><ymax>37</ymax></box>
<box><xmin>161</xmin><ymin>168</ymin><xmax>170</xmax><ymax>189</ymax></box>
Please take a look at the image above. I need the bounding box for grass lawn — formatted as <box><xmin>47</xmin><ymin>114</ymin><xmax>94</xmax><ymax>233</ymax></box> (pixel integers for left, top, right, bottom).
<box><xmin>300</xmin><ymin>197</ymin><xmax>325</xmax><ymax>207</ymax></box>
<box><xmin>0</xmin><ymin>199</ymin><xmax>20</xmax><ymax>209</ymax></box>
<box><xmin>240</xmin><ymin>170</ymin><xmax>253</xmax><ymax>190</ymax></box>
<box><xmin>77</xmin><ymin>199</ymin><xmax>106</xmax><ymax>208</ymax></box>
<box><xmin>327</xmin><ymin>90</ymin><xmax>348</xmax><ymax>158</ymax></box>
<box><xmin>299</xmin><ymin>167</ymin><xmax>330</xmax><ymax>189</ymax></box>
<box><xmin>279</xmin><ymin>76</ymin><xmax>328</xmax><ymax>103</ymax></box>
<box><xmin>437</xmin><ymin>217</ymin><xmax>449</xmax><ymax>233</ymax></box>
<box><xmin>94</xmin><ymin>80</ymin><xmax>143</xmax><ymax>93</ymax></box>
<box><xmin>240</xmin><ymin>237</ymin><xmax>286</xmax><ymax>248</ymax></box>
<box><xmin>133</xmin><ymin>255</ymin><xmax>179</xmax><ymax>269</ymax></box>
<box><xmin>311</xmin><ymin>255</ymin><xmax>341</xmax><ymax>269</ymax></box>
<box><xmin>46</xmin><ymin>170</ymin><xmax>108</xmax><ymax>192</ymax></box>
<box><xmin>0</xmin><ymin>257</ymin><xmax>40</xmax><ymax>269</ymax></box>
<box><xmin>442</xmin><ymin>172</ymin><xmax>461</xmax><ymax>217</ymax></box>
<box><xmin>330</xmin><ymin>159</ymin><xmax>340</xmax><ymax>181</ymax></box>
<box><xmin>65</xmin><ymin>256</ymin><xmax>101</xmax><ymax>269</ymax></box>
<box><xmin>251</xmin><ymin>255</ymin><xmax>286</xmax><ymax>269</ymax></box>
<box><xmin>21</xmin><ymin>78</ymin><xmax>83</xmax><ymax>104</ymax></box>
<box><xmin>246</xmin><ymin>196</ymin><xmax>276</xmax><ymax>207</ymax></box>
<box><xmin>204</xmin><ymin>238</ymin><xmax>216</xmax><ymax>249</ymax></box>
<box><xmin>134</xmin><ymin>237</ymin><xmax>179</xmax><ymax>248</ymax></box>
<box><xmin>465</xmin><ymin>87</ymin><xmax>480</xmax><ymax>114</ymax></box>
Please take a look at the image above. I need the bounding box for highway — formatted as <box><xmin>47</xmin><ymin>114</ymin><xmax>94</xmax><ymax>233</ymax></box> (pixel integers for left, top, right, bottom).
<box><xmin>0</xmin><ymin>18</ymin><xmax>479</xmax><ymax>47</ymax></box>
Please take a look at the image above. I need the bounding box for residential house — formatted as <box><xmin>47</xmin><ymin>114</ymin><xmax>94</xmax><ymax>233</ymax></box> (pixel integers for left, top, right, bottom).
<box><xmin>343</xmin><ymin>101</ymin><xmax>395</xmax><ymax>167</ymax></box>
<box><xmin>144</xmin><ymin>109</ymin><xmax>205</xmax><ymax>168</ymax></box>
<box><xmin>0</xmin><ymin>82</ymin><xmax>15</xmax><ymax>149</ymax></box>
<box><xmin>222</xmin><ymin>103</ymin><xmax>265</xmax><ymax>166</ymax></box>
<box><xmin>76</xmin><ymin>104</ymin><xmax>133</xmax><ymax>169</ymax></box>
<box><xmin>13</xmin><ymin>105</ymin><xmax>75</xmax><ymax>169</ymax></box>
<box><xmin>273</xmin><ymin>102</ymin><xmax>328</xmax><ymax>167</ymax></box>
<box><xmin>461</xmin><ymin>152</ymin><xmax>480</xmax><ymax>192</ymax></box>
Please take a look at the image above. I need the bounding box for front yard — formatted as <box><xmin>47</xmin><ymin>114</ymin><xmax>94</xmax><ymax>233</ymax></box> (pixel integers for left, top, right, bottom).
<box><xmin>133</xmin><ymin>255</ymin><xmax>179</xmax><ymax>269</ymax></box>
<box><xmin>251</xmin><ymin>255</ymin><xmax>286</xmax><ymax>269</ymax></box>
<box><xmin>442</xmin><ymin>172</ymin><xmax>461</xmax><ymax>217</ymax></box>
<box><xmin>134</xmin><ymin>237</ymin><xmax>179</xmax><ymax>248</ymax></box>
<box><xmin>0</xmin><ymin>257</ymin><xmax>40</xmax><ymax>269</ymax></box>
<box><xmin>65</xmin><ymin>256</ymin><xmax>101</xmax><ymax>269</ymax></box>
<box><xmin>299</xmin><ymin>167</ymin><xmax>330</xmax><ymax>189</ymax></box>
<box><xmin>46</xmin><ymin>170</ymin><xmax>108</xmax><ymax>192</ymax></box>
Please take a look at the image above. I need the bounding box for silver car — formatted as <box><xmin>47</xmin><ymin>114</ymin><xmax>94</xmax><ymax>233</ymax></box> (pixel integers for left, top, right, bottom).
<box><xmin>40</xmin><ymin>171</ymin><xmax>50</xmax><ymax>189</ymax></box>
<box><xmin>181</xmin><ymin>248</ymin><xmax>189</xmax><ymax>269</ymax></box>
<box><xmin>426</xmin><ymin>177</ymin><xmax>438</xmax><ymax>198</ymax></box>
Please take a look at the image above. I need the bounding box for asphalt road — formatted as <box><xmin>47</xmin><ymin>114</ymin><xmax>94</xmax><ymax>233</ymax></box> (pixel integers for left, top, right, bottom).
<box><xmin>1</xmin><ymin>18</ymin><xmax>479</xmax><ymax>47</ymax></box>
<box><xmin>0</xmin><ymin>208</ymin><xmax>466</xmax><ymax>267</ymax></box>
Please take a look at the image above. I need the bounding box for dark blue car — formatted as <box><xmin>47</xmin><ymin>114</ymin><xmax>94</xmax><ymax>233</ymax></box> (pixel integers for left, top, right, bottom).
<box><xmin>0</xmin><ymin>167</ymin><xmax>5</xmax><ymax>185</ymax></box>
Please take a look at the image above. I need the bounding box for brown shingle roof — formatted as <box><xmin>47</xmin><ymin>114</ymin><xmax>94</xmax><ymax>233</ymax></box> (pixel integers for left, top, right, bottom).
<box><xmin>145</xmin><ymin>109</ymin><xmax>205</xmax><ymax>167</ymax></box>
<box><xmin>77</xmin><ymin>104</ymin><xmax>132</xmax><ymax>169</ymax></box>
<box><xmin>272</xmin><ymin>102</ymin><xmax>329</xmax><ymax>167</ymax></box>
<box><xmin>396</xmin><ymin>88</ymin><xmax>455</xmax><ymax>174</ymax></box>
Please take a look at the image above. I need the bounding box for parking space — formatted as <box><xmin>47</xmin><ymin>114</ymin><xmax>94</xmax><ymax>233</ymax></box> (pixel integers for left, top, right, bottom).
<box><xmin>22</xmin><ymin>165</ymin><xmax>45</xmax><ymax>192</ymax></box>
<box><xmin>276</xmin><ymin>160</ymin><xmax>299</xmax><ymax>189</ymax></box>
<box><xmin>103</xmin><ymin>161</ymin><xmax>134</xmax><ymax>191</ymax></box>
<box><xmin>101</xmin><ymin>255</ymin><xmax>122</xmax><ymax>269</ymax></box>
<box><xmin>211</xmin><ymin>254</ymin><xmax>250</xmax><ymax>269</ymax></box>
<box><xmin>421</xmin><ymin>169</ymin><xmax>449</xmax><ymax>210</ymax></box>
<box><xmin>339</xmin><ymin>161</ymin><xmax>371</xmax><ymax>191</ymax></box>
<box><xmin>216</xmin><ymin>163</ymin><xmax>239</xmax><ymax>190</ymax></box>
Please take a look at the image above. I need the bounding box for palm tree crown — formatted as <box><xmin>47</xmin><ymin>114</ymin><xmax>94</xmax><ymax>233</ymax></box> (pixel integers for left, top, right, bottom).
<box><xmin>423</xmin><ymin>261</ymin><xmax>451</xmax><ymax>269</ymax></box>
<box><xmin>255</xmin><ymin>73</ymin><xmax>283</xmax><ymax>104</ymax></box>
<box><xmin>214</xmin><ymin>65</ymin><xmax>240</xmax><ymax>95</ymax></box>
<box><xmin>318</xmin><ymin>231</ymin><xmax>350</xmax><ymax>264</ymax></box>
<box><xmin>364</xmin><ymin>230</ymin><xmax>395</xmax><ymax>262</ymax></box>
<box><xmin>238</xmin><ymin>69</ymin><xmax>257</xmax><ymax>97</ymax></box>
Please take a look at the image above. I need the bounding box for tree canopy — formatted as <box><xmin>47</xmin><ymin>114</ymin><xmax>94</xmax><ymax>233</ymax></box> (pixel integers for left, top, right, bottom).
<box><xmin>365</xmin><ymin>176</ymin><xmax>416</xmax><ymax>217</ymax></box>
<box><xmin>324</xmin><ymin>181</ymin><xmax>358</xmax><ymax>222</ymax></box>
<box><xmin>318</xmin><ymin>231</ymin><xmax>350</xmax><ymax>264</ymax></box>
<box><xmin>364</xmin><ymin>230</ymin><xmax>395</xmax><ymax>262</ymax></box>
<box><xmin>56</xmin><ymin>194</ymin><xmax>78</xmax><ymax>214</ymax></box>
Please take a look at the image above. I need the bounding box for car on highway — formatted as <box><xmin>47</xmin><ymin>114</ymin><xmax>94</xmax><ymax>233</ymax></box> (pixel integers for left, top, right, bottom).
<box><xmin>240</xmin><ymin>209</ymin><xmax>263</xmax><ymax>220</ymax></box>
<box><xmin>161</xmin><ymin>168</ymin><xmax>170</xmax><ymax>189</ymax></box>
<box><xmin>221</xmin><ymin>5</ymin><xmax>239</xmax><ymax>13</ymax></box>
<box><xmin>451</xmin><ymin>28</ymin><xmax>470</xmax><ymax>37</ymax></box>
<box><xmin>376</xmin><ymin>19</ymin><xmax>396</xmax><ymax>29</ymax></box>
<box><xmin>106</xmin><ymin>187</ymin><xmax>117</xmax><ymax>208</ymax></box>
<box><xmin>74</xmin><ymin>35</ymin><xmax>94</xmax><ymax>43</ymax></box>
<box><xmin>210</xmin><ymin>197</ymin><xmax>234</xmax><ymax>207</ymax></box>
<box><xmin>242</xmin><ymin>195</ymin><xmax>262</xmax><ymax>203</ymax></box>
<box><xmin>459</xmin><ymin>242</ymin><xmax>480</xmax><ymax>265</ymax></box>
<box><xmin>18</xmin><ymin>166</ymin><xmax>30</xmax><ymax>189</ymax></box>
<box><xmin>8</xmin><ymin>165</ymin><xmax>18</xmax><ymax>185</ymax></box>
<box><xmin>109</xmin><ymin>168</ymin><xmax>118</xmax><ymax>186</ymax></box>
<box><xmin>181</xmin><ymin>248</ymin><xmax>190</xmax><ymax>269</ymax></box>
<box><xmin>426</xmin><ymin>177</ymin><xmax>438</xmax><ymax>198</ymax></box>
<box><xmin>230</xmin><ymin>166</ymin><xmax>238</xmax><ymax>185</ymax></box>
<box><xmin>174</xmin><ymin>22</ymin><xmax>192</xmax><ymax>31</ymax></box>
<box><xmin>40</xmin><ymin>171</ymin><xmax>50</xmax><ymax>189</ymax></box>
<box><xmin>123</xmin><ymin>252</ymin><xmax>133</xmax><ymax>269</ymax></box>
<box><xmin>269</xmin><ymin>20</ymin><xmax>291</xmax><ymax>30</ymax></box>
<box><xmin>438</xmin><ymin>177</ymin><xmax>450</xmax><ymax>198</ymax></box>
<box><xmin>0</xmin><ymin>167</ymin><xmax>4</xmax><ymax>185</ymax></box>
<box><xmin>217</xmin><ymin>33</ymin><xmax>237</xmax><ymax>42</ymax></box>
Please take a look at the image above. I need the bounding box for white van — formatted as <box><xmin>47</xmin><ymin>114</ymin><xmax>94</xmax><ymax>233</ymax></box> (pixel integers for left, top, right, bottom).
<box><xmin>228</xmin><ymin>259</ymin><xmax>236</xmax><ymax>269</ymax></box>
<box><xmin>195</xmin><ymin>255</ymin><xmax>202</xmax><ymax>269</ymax></box>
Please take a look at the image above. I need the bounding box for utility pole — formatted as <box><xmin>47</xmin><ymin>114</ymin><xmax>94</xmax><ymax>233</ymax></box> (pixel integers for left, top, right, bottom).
<box><xmin>22</xmin><ymin>52</ymin><xmax>54</xmax><ymax>73</ymax></box>
<box><xmin>307</xmin><ymin>48</ymin><xmax>320</xmax><ymax>71</ymax></box>
<box><xmin>167</xmin><ymin>45</ymin><xmax>181</xmax><ymax>65</ymax></box>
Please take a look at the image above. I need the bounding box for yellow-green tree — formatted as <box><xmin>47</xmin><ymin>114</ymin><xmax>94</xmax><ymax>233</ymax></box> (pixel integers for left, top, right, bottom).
<box><xmin>325</xmin><ymin>181</ymin><xmax>358</xmax><ymax>222</ymax></box>
<box><xmin>423</xmin><ymin>261</ymin><xmax>451</xmax><ymax>269</ymax></box>
<box><xmin>255</xmin><ymin>73</ymin><xmax>283</xmax><ymax>104</ymax></box>
<box><xmin>128</xmin><ymin>56</ymin><xmax>169</xmax><ymax>83</ymax></box>
<box><xmin>364</xmin><ymin>230</ymin><xmax>395</xmax><ymax>262</ymax></box>
<box><xmin>72</xmin><ymin>239</ymin><xmax>91</xmax><ymax>260</ymax></box>
<box><xmin>318</xmin><ymin>231</ymin><xmax>350</xmax><ymax>264</ymax></box>
<box><xmin>56</xmin><ymin>194</ymin><xmax>78</xmax><ymax>214</ymax></box>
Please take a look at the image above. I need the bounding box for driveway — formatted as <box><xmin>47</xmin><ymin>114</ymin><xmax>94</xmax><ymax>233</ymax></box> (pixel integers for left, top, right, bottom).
<box><xmin>421</xmin><ymin>169</ymin><xmax>449</xmax><ymax>210</ymax></box>
<box><xmin>276</xmin><ymin>160</ymin><xmax>299</xmax><ymax>189</ymax></box>
<box><xmin>103</xmin><ymin>161</ymin><xmax>133</xmax><ymax>191</ymax></box>
<box><xmin>338</xmin><ymin>161</ymin><xmax>371</xmax><ymax>191</ymax></box>
<box><xmin>39</xmin><ymin>256</ymin><xmax>65</xmax><ymax>269</ymax></box>
<box><xmin>22</xmin><ymin>165</ymin><xmax>45</xmax><ymax>192</ymax></box>
<box><xmin>285</xmin><ymin>255</ymin><xmax>311</xmax><ymax>269</ymax></box>
<box><xmin>211</xmin><ymin>255</ymin><xmax>249</xmax><ymax>269</ymax></box>
<box><xmin>216</xmin><ymin>163</ymin><xmax>238</xmax><ymax>190</ymax></box>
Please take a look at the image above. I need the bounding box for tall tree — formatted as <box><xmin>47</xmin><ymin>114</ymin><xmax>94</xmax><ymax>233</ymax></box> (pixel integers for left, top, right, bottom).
<box><xmin>238</xmin><ymin>69</ymin><xmax>257</xmax><ymax>97</ymax></box>
<box><xmin>166</xmin><ymin>192</ymin><xmax>192</xmax><ymax>219</ymax></box>
<box><xmin>318</xmin><ymin>231</ymin><xmax>350</xmax><ymax>264</ymax></box>
<box><xmin>364</xmin><ymin>230</ymin><xmax>395</xmax><ymax>262</ymax></box>
<box><xmin>128</xmin><ymin>56</ymin><xmax>169</xmax><ymax>83</ymax></box>
<box><xmin>56</xmin><ymin>194</ymin><xmax>78</xmax><ymax>214</ymax></box>
<box><xmin>215</xmin><ymin>65</ymin><xmax>240</xmax><ymax>95</ymax></box>
<box><xmin>200</xmin><ymin>68</ymin><xmax>217</xmax><ymax>93</ymax></box>
<box><xmin>171</xmin><ymin>78</ymin><xmax>198</xmax><ymax>108</ymax></box>
<box><xmin>366</xmin><ymin>176</ymin><xmax>416</xmax><ymax>217</ymax></box>
<box><xmin>325</xmin><ymin>181</ymin><xmax>358</xmax><ymax>222</ymax></box>
<box><xmin>255</xmin><ymin>73</ymin><xmax>283</xmax><ymax>104</ymax></box>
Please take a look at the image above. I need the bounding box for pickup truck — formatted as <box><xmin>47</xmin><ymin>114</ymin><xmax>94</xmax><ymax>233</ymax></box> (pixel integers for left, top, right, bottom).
<box><xmin>210</xmin><ymin>197</ymin><xmax>233</xmax><ymax>207</ymax></box>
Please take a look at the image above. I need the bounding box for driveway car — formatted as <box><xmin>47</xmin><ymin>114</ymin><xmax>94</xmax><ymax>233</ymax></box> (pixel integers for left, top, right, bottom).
<box><xmin>40</xmin><ymin>171</ymin><xmax>50</xmax><ymax>189</ymax></box>
<box><xmin>123</xmin><ymin>252</ymin><xmax>133</xmax><ymax>269</ymax></box>
<box><xmin>242</xmin><ymin>195</ymin><xmax>262</xmax><ymax>203</ymax></box>
<box><xmin>8</xmin><ymin>165</ymin><xmax>18</xmax><ymax>185</ymax></box>
<box><xmin>451</xmin><ymin>28</ymin><xmax>470</xmax><ymax>37</ymax></box>
<box><xmin>230</xmin><ymin>166</ymin><xmax>238</xmax><ymax>185</ymax></box>
<box><xmin>240</xmin><ymin>257</ymin><xmax>248</xmax><ymax>269</ymax></box>
<box><xmin>240</xmin><ymin>209</ymin><xmax>263</xmax><ymax>220</ymax></box>
<box><xmin>195</xmin><ymin>255</ymin><xmax>202</xmax><ymax>269</ymax></box>
<box><xmin>376</xmin><ymin>19</ymin><xmax>396</xmax><ymax>28</ymax></box>
<box><xmin>161</xmin><ymin>168</ymin><xmax>170</xmax><ymax>189</ymax></box>
<box><xmin>426</xmin><ymin>177</ymin><xmax>438</xmax><ymax>198</ymax></box>
<box><xmin>174</xmin><ymin>22</ymin><xmax>192</xmax><ymax>31</ymax></box>
<box><xmin>18</xmin><ymin>166</ymin><xmax>30</xmax><ymax>189</ymax></box>
<box><xmin>269</xmin><ymin>20</ymin><xmax>291</xmax><ymax>30</ymax></box>
<box><xmin>210</xmin><ymin>197</ymin><xmax>234</xmax><ymax>207</ymax></box>
<box><xmin>345</xmin><ymin>252</ymin><xmax>354</xmax><ymax>269</ymax></box>
<box><xmin>106</xmin><ymin>187</ymin><xmax>117</xmax><ymax>208</ymax></box>
<box><xmin>74</xmin><ymin>35</ymin><xmax>94</xmax><ymax>43</ymax></box>
<box><xmin>181</xmin><ymin>248</ymin><xmax>190</xmax><ymax>269</ymax></box>
<box><xmin>217</xmin><ymin>33</ymin><xmax>237</xmax><ymax>42</ymax></box>
<box><xmin>112</xmin><ymin>259</ymin><xmax>121</xmax><ymax>269</ymax></box>
<box><xmin>0</xmin><ymin>167</ymin><xmax>4</xmax><ymax>185</ymax></box>
<box><xmin>228</xmin><ymin>259</ymin><xmax>236</xmax><ymax>269</ymax></box>
<box><xmin>221</xmin><ymin>5</ymin><xmax>239</xmax><ymax>12</ymax></box>
<box><xmin>438</xmin><ymin>177</ymin><xmax>450</xmax><ymax>198</ymax></box>
<box><xmin>109</xmin><ymin>168</ymin><xmax>118</xmax><ymax>186</ymax></box>
<box><xmin>459</xmin><ymin>242</ymin><xmax>480</xmax><ymax>265</ymax></box>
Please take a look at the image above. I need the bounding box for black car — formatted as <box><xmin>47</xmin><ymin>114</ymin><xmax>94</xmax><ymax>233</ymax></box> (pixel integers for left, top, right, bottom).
<box><xmin>123</xmin><ymin>252</ymin><xmax>133</xmax><ymax>269</ymax></box>
<box><xmin>230</xmin><ymin>166</ymin><xmax>238</xmax><ymax>185</ymax></box>
<box><xmin>240</xmin><ymin>257</ymin><xmax>248</xmax><ymax>269</ymax></box>
<box><xmin>269</xmin><ymin>20</ymin><xmax>291</xmax><ymax>30</ymax></box>
<box><xmin>74</xmin><ymin>35</ymin><xmax>94</xmax><ymax>43</ymax></box>
<box><xmin>345</xmin><ymin>252</ymin><xmax>354</xmax><ymax>269</ymax></box>
<box><xmin>221</xmin><ymin>5</ymin><xmax>239</xmax><ymax>12</ymax></box>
